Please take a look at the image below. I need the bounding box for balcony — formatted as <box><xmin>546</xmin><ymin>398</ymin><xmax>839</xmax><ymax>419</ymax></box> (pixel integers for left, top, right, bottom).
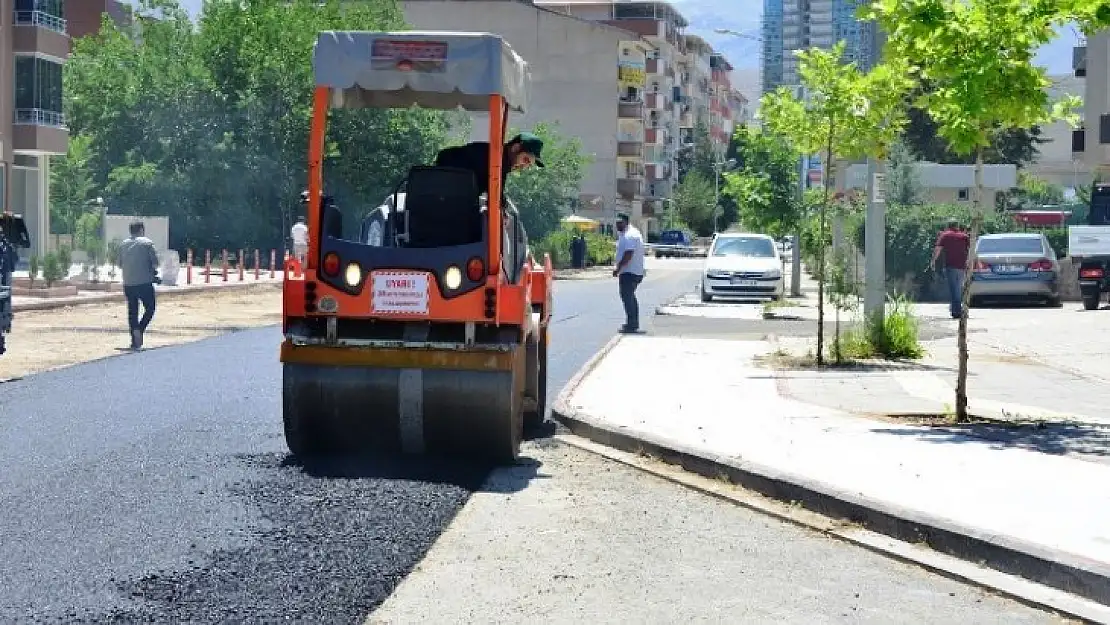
<box><xmin>617</xmin><ymin>140</ymin><xmax>644</xmax><ymax>157</ymax></box>
<box><xmin>12</xmin><ymin>109</ymin><xmax>68</xmax><ymax>154</ymax></box>
<box><xmin>13</xmin><ymin>9</ymin><xmax>66</xmax><ymax>34</ymax></box>
<box><xmin>617</xmin><ymin>178</ymin><xmax>643</xmax><ymax>199</ymax></box>
<box><xmin>11</xmin><ymin>14</ymin><xmax>71</xmax><ymax>58</ymax></box>
<box><xmin>646</xmin><ymin>58</ymin><xmax>660</xmax><ymax>74</ymax></box>
<box><xmin>618</xmin><ymin>101</ymin><xmax>645</xmax><ymax>118</ymax></box>
<box><xmin>646</xmin><ymin>128</ymin><xmax>661</xmax><ymax>144</ymax></box>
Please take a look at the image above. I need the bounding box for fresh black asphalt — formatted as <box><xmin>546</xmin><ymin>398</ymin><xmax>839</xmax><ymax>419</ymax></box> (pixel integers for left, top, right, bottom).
<box><xmin>0</xmin><ymin>263</ymin><xmax>701</xmax><ymax>624</ymax></box>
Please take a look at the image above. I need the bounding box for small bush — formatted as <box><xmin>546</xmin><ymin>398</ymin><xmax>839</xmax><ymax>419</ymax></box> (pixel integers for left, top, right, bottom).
<box><xmin>531</xmin><ymin>226</ymin><xmax>614</xmax><ymax>269</ymax></box>
<box><xmin>41</xmin><ymin>252</ymin><xmax>65</xmax><ymax>287</ymax></box>
<box><xmin>29</xmin><ymin>254</ymin><xmax>40</xmax><ymax>284</ymax></box>
<box><xmin>868</xmin><ymin>292</ymin><xmax>924</xmax><ymax>359</ymax></box>
<box><xmin>832</xmin><ymin>292</ymin><xmax>924</xmax><ymax>361</ymax></box>
<box><xmin>55</xmin><ymin>244</ymin><xmax>73</xmax><ymax>274</ymax></box>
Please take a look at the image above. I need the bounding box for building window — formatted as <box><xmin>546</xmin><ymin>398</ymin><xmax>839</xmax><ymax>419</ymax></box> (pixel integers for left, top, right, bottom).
<box><xmin>13</xmin><ymin>0</ymin><xmax>66</xmax><ymax>33</ymax></box>
<box><xmin>957</xmin><ymin>188</ymin><xmax>970</xmax><ymax>201</ymax></box>
<box><xmin>13</xmin><ymin>56</ymin><xmax>65</xmax><ymax>127</ymax></box>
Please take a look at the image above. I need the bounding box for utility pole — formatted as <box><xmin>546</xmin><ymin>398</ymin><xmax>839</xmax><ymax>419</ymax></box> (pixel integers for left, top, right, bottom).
<box><xmin>791</xmin><ymin>86</ymin><xmax>807</xmax><ymax>298</ymax></box>
<box><xmin>863</xmin><ymin>158</ymin><xmax>886</xmax><ymax>319</ymax></box>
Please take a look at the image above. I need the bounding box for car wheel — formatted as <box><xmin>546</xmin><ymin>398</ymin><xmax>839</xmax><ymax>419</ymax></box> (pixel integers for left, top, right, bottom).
<box><xmin>700</xmin><ymin>284</ymin><xmax>712</xmax><ymax>303</ymax></box>
<box><xmin>1082</xmin><ymin>292</ymin><xmax>1100</xmax><ymax>310</ymax></box>
<box><xmin>1046</xmin><ymin>296</ymin><xmax>1062</xmax><ymax>308</ymax></box>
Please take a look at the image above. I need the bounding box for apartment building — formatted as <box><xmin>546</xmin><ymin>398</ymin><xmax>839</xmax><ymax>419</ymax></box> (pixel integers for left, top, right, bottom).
<box><xmin>1</xmin><ymin>0</ymin><xmax>69</xmax><ymax>257</ymax></box>
<box><xmin>762</xmin><ymin>0</ymin><xmax>879</xmax><ymax>94</ymax></box>
<box><xmin>538</xmin><ymin>0</ymin><xmax>710</xmax><ymax>228</ymax></box>
<box><xmin>709</xmin><ymin>52</ymin><xmax>733</xmax><ymax>151</ymax></box>
<box><xmin>1073</xmin><ymin>30</ymin><xmax>1110</xmax><ymax>180</ymax></box>
<box><xmin>66</xmin><ymin>0</ymin><xmax>129</xmax><ymax>39</ymax></box>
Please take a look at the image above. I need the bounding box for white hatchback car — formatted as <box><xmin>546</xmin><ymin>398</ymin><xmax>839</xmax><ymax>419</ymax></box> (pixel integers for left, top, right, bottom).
<box><xmin>700</xmin><ymin>232</ymin><xmax>785</xmax><ymax>301</ymax></box>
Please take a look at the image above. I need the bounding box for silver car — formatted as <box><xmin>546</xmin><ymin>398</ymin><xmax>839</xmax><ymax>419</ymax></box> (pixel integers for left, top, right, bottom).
<box><xmin>969</xmin><ymin>232</ymin><xmax>1061</xmax><ymax>307</ymax></box>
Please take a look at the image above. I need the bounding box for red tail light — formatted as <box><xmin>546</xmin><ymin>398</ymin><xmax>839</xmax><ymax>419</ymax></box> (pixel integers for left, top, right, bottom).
<box><xmin>466</xmin><ymin>257</ymin><xmax>484</xmax><ymax>281</ymax></box>
<box><xmin>322</xmin><ymin>252</ymin><xmax>340</xmax><ymax>276</ymax></box>
<box><xmin>1080</xmin><ymin>267</ymin><xmax>1104</xmax><ymax>279</ymax></box>
<box><xmin>974</xmin><ymin>260</ymin><xmax>990</xmax><ymax>272</ymax></box>
<box><xmin>1028</xmin><ymin>259</ymin><xmax>1053</xmax><ymax>272</ymax></box>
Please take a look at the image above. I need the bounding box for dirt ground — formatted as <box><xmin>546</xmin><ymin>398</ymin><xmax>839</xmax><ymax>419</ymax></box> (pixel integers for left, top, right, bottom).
<box><xmin>0</xmin><ymin>284</ymin><xmax>283</xmax><ymax>381</ymax></box>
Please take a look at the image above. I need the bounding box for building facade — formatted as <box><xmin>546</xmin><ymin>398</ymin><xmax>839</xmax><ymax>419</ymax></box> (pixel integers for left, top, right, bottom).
<box><xmin>1073</xmin><ymin>30</ymin><xmax>1110</xmax><ymax>180</ymax></box>
<box><xmin>1025</xmin><ymin>74</ymin><xmax>1090</xmax><ymax>194</ymax></box>
<box><xmin>761</xmin><ymin>0</ymin><xmax>878</xmax><ymax>95</ymax></box>
<box><xmin>1</xmin><ymin>0</ymin><xmax>70</xmax><ymax>258</ymax></box>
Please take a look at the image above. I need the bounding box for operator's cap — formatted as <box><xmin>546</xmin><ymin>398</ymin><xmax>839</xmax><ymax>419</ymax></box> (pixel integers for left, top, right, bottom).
<box><xmin>512</xmin><ymin>132</ymin><xmax>545</xmax><ymax>168</ymax></box>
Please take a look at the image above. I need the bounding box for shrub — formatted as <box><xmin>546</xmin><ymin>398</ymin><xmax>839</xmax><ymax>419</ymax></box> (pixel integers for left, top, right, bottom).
<box><xmin>853</xmin><ymin>203</ymin><xmax>1011</xmax><ymax>299</ymax></box>
<box><xmin>1043</xmin><ymin>227</ymin><xmax>1067</xmax><ymax>257</ymax></box>
<box><xmin>531</xmin><ymin>226</ymin><xmax>614</xmax><ymax>269</ymax></box>
<box><xmin>55</xmin><ymin>244</ymin><xmax>73</xmax><ymax>275</ymax></box>
<box><xmin>832</xmin><ymin>292</ymin><xmax>924</xmax><ymax>361</ymax></box>
<box><xmin>29</xmin><ymin>254</ymin><xmax>40</xmax><ymax>285</ymax></box>
<box><xmin>41</xmin><ymin>252</ymin><xmax>65</xmax><ymax>287</ymax></box>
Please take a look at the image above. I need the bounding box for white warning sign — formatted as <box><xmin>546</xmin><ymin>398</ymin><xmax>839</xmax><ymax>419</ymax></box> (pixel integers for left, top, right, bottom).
<box><xmin>371</xmin><ymin>271</ymin><xmax>430</xmax><ymax>315</ymax></box>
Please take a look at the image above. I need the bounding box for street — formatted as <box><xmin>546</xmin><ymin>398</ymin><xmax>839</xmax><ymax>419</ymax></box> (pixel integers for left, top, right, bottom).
<box><xmin>0</xmin><ymin>258</ymin><xmax>1082</xmax><ymax>624</ymax></box>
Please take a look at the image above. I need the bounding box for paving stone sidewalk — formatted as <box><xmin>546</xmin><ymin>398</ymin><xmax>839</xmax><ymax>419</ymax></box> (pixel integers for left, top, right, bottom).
<box><xmin>555</xmin><ymin>334</ymin><xmax>1110</xmax><ymax>608</ymax></box>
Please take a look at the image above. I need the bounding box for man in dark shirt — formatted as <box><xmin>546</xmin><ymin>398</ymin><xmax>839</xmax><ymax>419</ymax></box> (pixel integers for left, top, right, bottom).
<box><xmin>931</xmin><ymin>219</ymin><xmax>971</xmax><ymax>319</ymax></box>
<box><xmin>433</xmin><ymin>132</ymin><xmax>545</xmax><ymax>198</ymax></box>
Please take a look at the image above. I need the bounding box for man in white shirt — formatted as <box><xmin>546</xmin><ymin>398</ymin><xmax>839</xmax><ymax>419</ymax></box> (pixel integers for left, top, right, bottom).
<box><xmin>612</xmin><ymin>212</ymin><xmax>646</xmax><ymax>333</ymax></box>
<box><xmin>291</xmin><ymin>217</ymin><xmax>308</xmax><ymax>264</ymax></box>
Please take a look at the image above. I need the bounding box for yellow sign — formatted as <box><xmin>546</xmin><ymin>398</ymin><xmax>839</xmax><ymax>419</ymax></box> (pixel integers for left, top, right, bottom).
<box><xmin>618</xmin><ymin>64</ymin><xmax>645</xmax><ymax>87</ymax></box>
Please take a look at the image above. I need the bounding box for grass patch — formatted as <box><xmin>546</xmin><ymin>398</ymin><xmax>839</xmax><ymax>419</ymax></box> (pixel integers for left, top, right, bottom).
<box><xmin>831</xmin><ymin>292</ymin><xmax>925</xmax><ymax>361</ymax></box>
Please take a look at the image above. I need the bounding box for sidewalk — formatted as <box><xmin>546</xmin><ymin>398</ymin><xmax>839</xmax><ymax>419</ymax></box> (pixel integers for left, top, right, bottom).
<box><xmin>553</xmin><ymin>333</ymin><xmax>1110</xmax><ymax>614</ymax></box>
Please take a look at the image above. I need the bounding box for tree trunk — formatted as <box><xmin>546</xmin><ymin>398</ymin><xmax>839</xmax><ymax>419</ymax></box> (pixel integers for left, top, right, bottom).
<box><xmin>816</xmin><ymin>118</ymin><xmax>835</xmax><ymax>366</ymax></box>
<box><xmin>955</xmin><ymin>150</ymin><xmax>984</xmax><ymax>421</ymax></box>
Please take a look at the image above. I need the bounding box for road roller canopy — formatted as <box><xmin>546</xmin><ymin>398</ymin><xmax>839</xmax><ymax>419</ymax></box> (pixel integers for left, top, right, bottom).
<box><xmin>313</xmin><ymin>31</ymin><xmax>530</xmax><ymax>113</ymax></box>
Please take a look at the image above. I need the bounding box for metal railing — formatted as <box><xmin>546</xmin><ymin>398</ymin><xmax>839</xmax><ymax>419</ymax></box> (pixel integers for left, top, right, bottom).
<box><xmin>13</xmin><ymin>10</ymin><xmax>67</xmax><ymax>34</ymax></box>
<box><xmin>14</xmin><ymin>108</ymin><xmax>66</xmax><ymax>128</ymax></box>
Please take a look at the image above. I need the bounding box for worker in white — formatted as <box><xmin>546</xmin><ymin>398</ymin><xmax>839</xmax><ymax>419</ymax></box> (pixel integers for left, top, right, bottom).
<box><xmin>291</xmin><ymin>216</ymin><xmax>309</xmax><ymax>264</ymax></box>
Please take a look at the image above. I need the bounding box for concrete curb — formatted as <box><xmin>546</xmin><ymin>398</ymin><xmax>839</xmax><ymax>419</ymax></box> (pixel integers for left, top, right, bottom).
<box><xmin>11</xmin><ymin>280</ymin><xmax>281</xmax><ymax>313</ymax></box>
<box><xmin>551</xmin><ymin>348</ymin><xmax>1110</xmax><ymax>610</ymax></box>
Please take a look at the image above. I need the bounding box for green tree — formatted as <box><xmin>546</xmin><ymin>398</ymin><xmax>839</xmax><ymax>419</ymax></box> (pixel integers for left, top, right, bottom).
<box><xmin>671</xmin><ymin>171</ymin><xmax>717</xmax><ymax>236</ymax></box>
<box><xmin>722</xmin><ymin>125</ymin><xmax>802</xmax><ymax>237</ymax></box>
<box><xmin>863</xmin><ymin>0</ymin><xmax>1101</xmax><ymax>421</ymax></box>
<box><xmin>759</xmin><ymin>41</ymin><xmax>913</xmax><ymax>365</ymax></box>
<box><xmin>997</xmin><ymin>172</ymin><xmax>1066</xmax><ymax>210</ymax></box>
<box><xmin>49</xmin><ymin>133</ymin><xmax>97</xmax><ymax>235</ymax></box>
<box><xmin>885</xmin><ymin>139</ymin><xmax>925</xmax><ymax>207</ymax></box>
<box><xmin>505</xmin><ymin>122</ymin><xmax>592</xmax><ymax>241</ymax></box>
<box><xmin>64</xmin><ymin>0</ymin><xmax>452</xmax><ymax>253</ymax></box>
<box><xmin>901</xmin><ymin>82</ymin><xmax>1049</xmax><ymax>166</ymax></box>
<box><xmin>676</xmin><ymin>118</ymin><xmax>717</xmax><ymax>182</ymax></box>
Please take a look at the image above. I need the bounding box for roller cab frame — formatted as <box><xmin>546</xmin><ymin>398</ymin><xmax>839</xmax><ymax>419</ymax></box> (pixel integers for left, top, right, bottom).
<box><xmin>281</xmin><ymin>31</ymin><xmax>554</xmax><ymax>464</ymax></box>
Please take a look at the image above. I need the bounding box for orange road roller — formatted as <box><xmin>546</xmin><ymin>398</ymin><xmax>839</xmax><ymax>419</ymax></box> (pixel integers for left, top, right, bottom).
<box><xmin>280</xmin><ymin>31</ymin><xmax>554</xmax><ymax>464</ymax></box>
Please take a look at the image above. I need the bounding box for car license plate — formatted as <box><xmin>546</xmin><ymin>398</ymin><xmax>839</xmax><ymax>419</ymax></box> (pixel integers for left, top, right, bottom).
<box><xmin>993</xmin><ymin>264</ymin><xmax>1024</xmax><ymax>273</ymax></box>
<box><xmin>731</xmin><ymin>278</ymin><xmax>758</xmax><ymax>286</ymax></box>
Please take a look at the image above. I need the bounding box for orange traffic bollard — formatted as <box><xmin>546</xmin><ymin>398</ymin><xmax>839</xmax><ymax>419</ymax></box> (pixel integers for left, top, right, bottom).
<box><xmin>205</xmin><ymin>250</ymin><xmax>211</xmax><ymax>284</ymax></box>
<box><xmin>254</xmin><ymin>249</ymin><xmax>260</xmax><ymax>280</ymax></box>
<box><xmin>222</xmin><ymin>249</ymin><xmax>228</xmax><ymax>281</ymax></box>
<box><xmin>270</xmin><ymin>249</ymin><xmax>276</xmax><ymax>279</ymax></box>
<box><xmin>186</xmin><ymin>249</ymin><xmax>193</xmax><ymax>284</ymax></box>
<box><xmin>238</xmin><ymin>249</ymin><xmax>245</xmax><ymax>281</ymax></box>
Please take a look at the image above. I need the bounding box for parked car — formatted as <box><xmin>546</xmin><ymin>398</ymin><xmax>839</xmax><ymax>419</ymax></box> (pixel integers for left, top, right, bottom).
<box><xmin>970</xmin><ymin>232</ymin><xmax>1061</xmax><ymax>307</ymax></box>
<box><xmin>654</xmin><ymin>229</ymin><xmax>695</xmax><ymax>258</ymax></box>
<box><xmin>700</xmin><ymin>232</ymin><xmax>784</xmax><ymax>301</ymax></box>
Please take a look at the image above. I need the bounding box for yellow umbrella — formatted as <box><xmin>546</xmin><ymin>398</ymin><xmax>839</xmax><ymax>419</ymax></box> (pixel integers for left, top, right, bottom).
<box><xmin>561</xmin><ymin>215</ymin><xmax>598</xmax><ymax>232</ymax></box>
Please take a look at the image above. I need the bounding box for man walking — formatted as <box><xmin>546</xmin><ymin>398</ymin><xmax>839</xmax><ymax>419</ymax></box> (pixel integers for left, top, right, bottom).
<box><xmin>118</xmin><ymin>221</ymin><xmax>160</xmax><ymax>350</ymax></box>
<box><xmin>291</xmin><ymin>216</ymin><xmax>308</xmax><ymax>264</ymax></box>
<box><xmin>931</xmin><ymin>218</ymin><xmax>971</xmax><ymax>319</ymax></box>
<box><xmin>613</xmin><ymin>212</ymin><xmax>646</xmax><ymax>333</ymax></box>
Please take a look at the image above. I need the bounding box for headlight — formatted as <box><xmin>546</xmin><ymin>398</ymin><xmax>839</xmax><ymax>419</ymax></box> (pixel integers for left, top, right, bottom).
<box><xmin>705</xmin><ymin>269</ymin><xmax>729</xmax><ymax>278</ymax></box>
<box><xmin>444</xmin><ymin>265</ymin><xmax>463</xmax><ymax>290</ymax></box>
<box><xmin>344</xmin><ymin>262</ymin><xmax>362</xmax><ymax>287</ymax></box>
<box><xmin>764</xmin><ymin>269</ymin><xmax>782</xmax><ymax>279</ymax></box>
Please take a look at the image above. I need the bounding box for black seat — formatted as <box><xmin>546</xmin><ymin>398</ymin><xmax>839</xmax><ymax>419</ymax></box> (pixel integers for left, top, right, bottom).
<box><xmin>403</xmin><ymin>166</ymin><xmax>483</xmax><ymax>248</ymax></box>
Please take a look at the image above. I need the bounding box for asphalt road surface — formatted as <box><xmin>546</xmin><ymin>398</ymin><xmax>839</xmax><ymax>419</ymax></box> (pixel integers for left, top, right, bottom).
<box><xmin>0</xmin><ymin>259</ymin><xmax>1067</xmax><ymax>624</ymax></box>
<box><xmin>0</xmin><ymin>260</ymin><xmax>700</xmax><ymax>624</ymax></box>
